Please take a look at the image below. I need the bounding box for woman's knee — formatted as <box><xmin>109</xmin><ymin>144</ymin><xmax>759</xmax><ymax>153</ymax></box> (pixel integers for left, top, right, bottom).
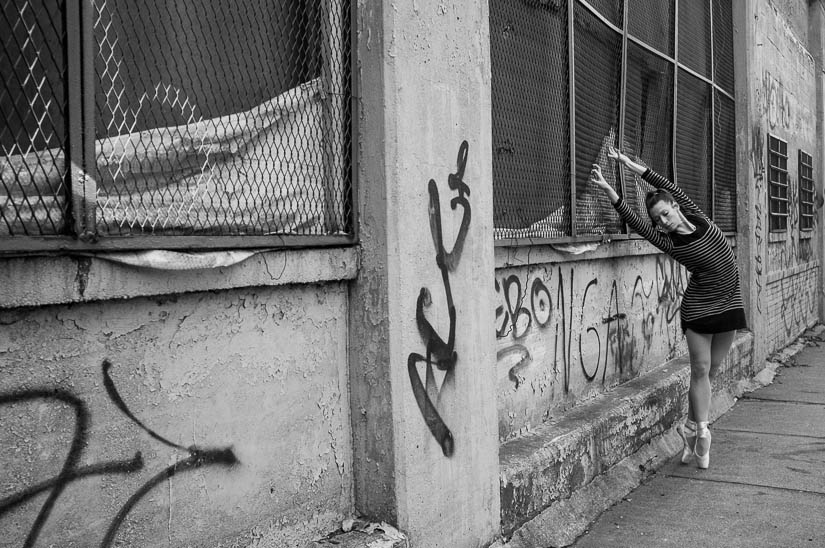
<box><xmin>690</xmin><ymin>360</ymin><xmax>711</xmax><ymax>380</ymax></box>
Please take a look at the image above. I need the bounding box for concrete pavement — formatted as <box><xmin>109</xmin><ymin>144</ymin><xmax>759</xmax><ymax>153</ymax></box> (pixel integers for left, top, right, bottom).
<box><xmin>570</xmin><ymin>327</ymin><xmax>825</xmax><ymax>548</ymax></box>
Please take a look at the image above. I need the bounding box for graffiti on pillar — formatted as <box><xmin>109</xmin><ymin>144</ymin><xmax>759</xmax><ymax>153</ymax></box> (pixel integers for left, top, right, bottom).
<box><xmin>0</xmin><ymin>360</ymin><xmax>238</xmax><ymax>548</ymax></box>
<box><xmin>407</xmin><ymin>140</ymin><xmax>471</xmax><ymax>457</ymax></box>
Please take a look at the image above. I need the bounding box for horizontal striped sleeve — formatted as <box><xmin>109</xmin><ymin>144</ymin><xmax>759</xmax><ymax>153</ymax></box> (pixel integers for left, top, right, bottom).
<box><xmin>613</xmin><ymin>197</ymin><xmax>672</xmax><ymax>253</ymax></box>
<box><xmin>642</xmin><ymin>169</ymin><xmax>705</xmax><ymax>218</ymax></box>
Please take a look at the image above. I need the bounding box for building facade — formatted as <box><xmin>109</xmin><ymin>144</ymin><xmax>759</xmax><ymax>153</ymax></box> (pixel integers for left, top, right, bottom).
<box><xmin>1</xmin><ymin>1</ymin><xmax>823</xmax><ymax>547</ymax></box>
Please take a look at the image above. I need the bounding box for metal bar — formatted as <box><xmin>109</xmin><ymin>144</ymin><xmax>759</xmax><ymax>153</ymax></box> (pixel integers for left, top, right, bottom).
<box><xmin>80</xmin><ymin>0</ymin><xmax>97</xmax><ymax>238</ymax></box>
<box><xmin>709</xmin><ymin>0</ymin><xmax>716</xmax><ymax>220</ymax></box>
<box><xmin>568</xmin><ymin>0</ymin><xmax>576</xmax><ymax>238</ymax></box>
<box><xmin>322</xmin><ymin>0</ymin><xmax>345</xmax><ymax>234</ymax></box>
<box><xmin>347</xmin><ymin>0</ymin><xmax>359</xmax><ymax>241</ymax></box>
<box><xmin>494</xmin><ymin>233</ymin><xmax>632</xmax><ymax>248</ymax></box>
<box><xmin>0</xmin><ymin>233</ymin><xmax>358</xmax><ymax>254</ymax></box>
<box><xmin>618</xmin><ymin>0</ymin><xmax>629</xmax><ymax>234</ymax></box>
<box><xmin>672</xmin><ymin>0</ymin><xmax>679</xmax><ymax>186</ymax></box>
<box><xmin>579</xmin><ymin>0</ymin><xmax>622</xmax><ymax>34</ymax></box>
<box><xmin>65</xmin><ymin>0</ymin><xmax>85</xmax><ymax>237</ymax></box>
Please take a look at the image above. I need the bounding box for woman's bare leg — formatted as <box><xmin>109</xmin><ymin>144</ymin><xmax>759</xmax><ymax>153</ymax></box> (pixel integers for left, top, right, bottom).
<box><xmin>685</xmin><ymin>329</ymin><xmax>714</xmax><ymax>460</ymax></box>
<box><xmin>709</xmin><ymin>330</ymin><xmax>737</xmax><ymax>380</ymax></box>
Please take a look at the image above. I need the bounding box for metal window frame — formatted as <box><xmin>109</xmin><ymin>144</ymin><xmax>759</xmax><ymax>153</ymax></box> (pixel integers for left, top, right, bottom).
<box><xmin>767</xmin><ymin>134</ymin><xmax>789</xmax><ymax>233</ymax></box>
<box><xmin>798</xmin><ymin>149</ymin><xmax>815</xmax><ymax>232</ymax></box>
<box><xmin>0</xmin><ymin>1</ymin><xmax>358</xmax><ymax>254</ymax></box>
<box><xmin>495</xmin><ymin>0</ymin><xmax>736</xmax><ymax>247</ymax></box>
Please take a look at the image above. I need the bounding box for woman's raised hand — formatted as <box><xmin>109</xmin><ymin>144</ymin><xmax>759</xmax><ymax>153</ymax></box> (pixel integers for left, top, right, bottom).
<box><xmin>590</xmin><ymin>163</ymin><xmax>620</xmax><ymax>204</ymax></box>
<box><xmin>607</xmin><ymin>146</ymin><xmax>625</xmax><ymax>164</ymax></box>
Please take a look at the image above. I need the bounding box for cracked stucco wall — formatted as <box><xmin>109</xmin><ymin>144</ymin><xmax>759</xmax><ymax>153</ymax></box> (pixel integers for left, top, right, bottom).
<box><xmin>0</xmin><ymin>282</ymin><xmax>352</xmax><ymax>548</ymax></box>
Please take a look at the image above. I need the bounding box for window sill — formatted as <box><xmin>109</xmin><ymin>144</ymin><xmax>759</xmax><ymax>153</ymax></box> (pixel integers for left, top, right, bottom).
<box><xmin>495</xmin><ymin>234</ymin><xmax>738</xmax><ymax>268</ymax></box>
<box><xmin>0</xmin><ymin>246</ymin><xmax>359</xmax><ymax>309</ymax></box>
<box><xmin>768</xmin><ymin>231</ymin><xmax>788</xmax><ymax>243</ymax></box>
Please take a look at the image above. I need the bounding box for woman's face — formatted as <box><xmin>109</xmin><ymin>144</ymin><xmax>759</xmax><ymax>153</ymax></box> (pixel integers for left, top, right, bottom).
<box><xmin>648</xmin><ymin>199</ymin><xmax>682</xmax><ymax>232</ymax></box>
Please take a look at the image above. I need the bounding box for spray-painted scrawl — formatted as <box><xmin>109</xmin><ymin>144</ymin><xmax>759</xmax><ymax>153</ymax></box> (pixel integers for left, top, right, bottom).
<box><xmin>407</xmin><ymin>140</ymin><xmax>471</xmax><ymax>458</ymax></box>
<box><xmin>0</xmin><ymin>360</ymin><xmax>238</xmax><ymax>548</ymax></box>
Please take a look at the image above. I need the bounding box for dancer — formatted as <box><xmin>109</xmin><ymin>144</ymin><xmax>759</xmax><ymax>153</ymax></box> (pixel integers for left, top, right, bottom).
<box><xmin>590</xmin><ymin>147</ymin><xmax>746</xmax><ymax>469</ymax></box>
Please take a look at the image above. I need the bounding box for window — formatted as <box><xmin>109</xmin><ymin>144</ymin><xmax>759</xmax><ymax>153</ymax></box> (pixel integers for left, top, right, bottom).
<box><xmin>1</xmin><ymin>1</ymin><xmax>354</xmax><ymax>252</ymax></box>
<box><xmin>489</xmin><ymin>0</ymin><xmax>736</xmax><ymax>242</ymax></box>
<box><xmin>767</xmin><ymin>135</ymin><xmax>788</xmax><ymax>232</ymax></box>
<box><xmin>799</xmin><ymin>150</ymin><xmax>815</xmax><ymax>232</ymax></box>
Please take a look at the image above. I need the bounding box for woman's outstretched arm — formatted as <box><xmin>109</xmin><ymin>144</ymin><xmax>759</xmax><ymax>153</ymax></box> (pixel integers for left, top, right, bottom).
<box><xmin>589</xmin><ymin>164</ymin><xmax>672</xmax><ymax>253</ymax></box>
<box><xmin>607</xmin><ymin>147</ymin><xmax>704</xmax><ymax>216</ymax></box>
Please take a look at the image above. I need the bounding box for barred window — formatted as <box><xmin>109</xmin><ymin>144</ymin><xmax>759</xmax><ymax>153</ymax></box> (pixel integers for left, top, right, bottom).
<box><xmin>767</xmin><ymin>135</ymin><xmax>788</xmax><ymax>232</ymax></box>
<box><xmin>490</xmin><ymin>0</ymin><xmax>736</xmax><ymax>242</ymax></box>
<box><xmin>799</xmin><ymin>150</ymin><xmax>815</xmax><ymax>232</ymax></box>
<box><xmin>1</xmin><ymin>1</ymin><xmax>353</xmax><ymax>252</ymax></box>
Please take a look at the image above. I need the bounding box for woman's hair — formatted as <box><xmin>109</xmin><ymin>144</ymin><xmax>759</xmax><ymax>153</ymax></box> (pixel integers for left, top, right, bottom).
<box><xmin>644</xmin><ymin>189</ymin><xmax>676</xmax><ymax>224</ymax></box>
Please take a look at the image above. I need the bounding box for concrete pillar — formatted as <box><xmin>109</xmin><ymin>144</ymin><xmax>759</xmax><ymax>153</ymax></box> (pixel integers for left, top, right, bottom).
<box><xmin>810</xmin><ymin>1</ymin><xmax>825</xmax><ymax>322</ymax></box>
<box><xmin>349</xmin><ymin>2</ymin><xmax>500</xmax><ymax>547</ymax></box>
<box><xmin>733</xmin><ymin>1</ymin><xmax>767</xmax><ymax>364</ymax></box>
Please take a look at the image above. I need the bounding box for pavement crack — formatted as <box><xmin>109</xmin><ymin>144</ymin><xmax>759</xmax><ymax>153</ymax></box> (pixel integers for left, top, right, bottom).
<box><xmin>711</xmin><ymin>427</ymin><xmax>825</xmax><ymax>440</ymax></box>
<box><xmin>663</xmin><ymin>474</ymin><xmax>825</xmax><ymax>497</ymax></box>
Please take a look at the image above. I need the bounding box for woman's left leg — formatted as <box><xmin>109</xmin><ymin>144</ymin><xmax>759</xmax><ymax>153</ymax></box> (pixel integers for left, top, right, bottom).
<box><xmin>709</xmin><ymin>330</ymin><xmax>737</xmax><ymax>380</ymax></box>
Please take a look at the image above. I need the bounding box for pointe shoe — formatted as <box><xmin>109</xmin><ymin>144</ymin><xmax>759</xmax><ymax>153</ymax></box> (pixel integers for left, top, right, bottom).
<box><xmin>695</xmin><ymin>422</ymin><xmax>711</xmax><ymax>469</ymax></box>
<box><xmin>677</xmin><ymin>420</ymin><xmax>697</xmax><ymax>464</ymax></box>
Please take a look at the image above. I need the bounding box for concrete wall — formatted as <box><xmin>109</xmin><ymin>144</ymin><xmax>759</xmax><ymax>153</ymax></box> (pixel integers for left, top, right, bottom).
<box><xmin>0</xmin><ymin>254</ymin><xmax>355</xmax><ymax>548</ymax></box>
<box><xmin>749</xmin><ymin>0</ymin><xmax>821</xmax><ymax>355</ymax></box>
<box><xmin>495</xmin><ymin>245</ymin><xmax>688</xmax><ymax>441</ymax></box>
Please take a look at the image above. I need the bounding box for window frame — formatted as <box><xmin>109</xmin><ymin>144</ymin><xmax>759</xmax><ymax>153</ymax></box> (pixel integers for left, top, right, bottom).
<box><xmin>491</xmin><ymin>0</ymin><xmax>737</xmax><ymax>246</ymax></box>
<box><xmin>767</xmin><ymin>134</ymin><xmax>789</xmax><ymax>233</ymax></box>
<box><xmin>798</xmin><ymin>149</ymin><xmax>815</xmax><ymax>233</ymax></box>
<box><xmin>0</xmin><ymin>0</ymin><xmax>358</xmax><ymax>254</ymax></box>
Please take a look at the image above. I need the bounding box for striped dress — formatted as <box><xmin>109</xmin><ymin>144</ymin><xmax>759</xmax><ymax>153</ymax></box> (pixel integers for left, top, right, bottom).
<box><xmin>613</xmin><ymin>169</ymin><xmax>747</xmax><ymax>334</ymax></box>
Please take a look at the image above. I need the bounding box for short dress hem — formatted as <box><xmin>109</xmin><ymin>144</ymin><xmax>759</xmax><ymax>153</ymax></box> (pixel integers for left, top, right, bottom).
<box><xmin>681</xmin><ymin>307</ymin><xmax>747</xmax><ymax>334</ymax></box>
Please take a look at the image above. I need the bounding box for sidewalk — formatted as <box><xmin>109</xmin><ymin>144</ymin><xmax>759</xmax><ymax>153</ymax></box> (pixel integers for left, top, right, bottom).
<box><xmin>570</xmin><ymin>328</ymin><xmax>825</xmax><ymax>548</ymax></box>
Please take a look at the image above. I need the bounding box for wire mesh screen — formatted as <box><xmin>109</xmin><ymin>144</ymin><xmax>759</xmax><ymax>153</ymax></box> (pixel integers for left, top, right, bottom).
<box><xmin>622</xmin><ymin>41</ymin><xmax>674</xmax><ymax>219</ymax></box>
<box><xmin>713</xmin><ymin>92</ymin><xmax>736</xmax><ymax>231</ymax></box>
<box><xmin>92</xmin><ymin>0</ymin><xmax>351</xmax><ymax>237</ymax></box>
<box><xmin>627</xmin><ymin>0</ymin><xmax>674</xmax><ymax>57</ymax></box>
<box><xmin>0</xmin><ymin>0</ymin><xmax>69</xmax><ymax>236</ymax></box>
<box><xmin>799</xmin><ymin>150</ymin><xmax>815</xmax><ymax>232</ymax></box>
<box><xmin>767</xmin><ymin>135</ymin><xmax>788</xmax><ymax>232</ymax></box>
<box><xmin>574</xmin><ymin>2</ymin><xmax>623</xmax><ymax>236</ymax></box>
<box><xmin>490</xmin><ymin>0</ymin><xmax>570</xmax><ymax>239</ymax></box>
<box><xmin>585</xmin><ymin>0</ymin><xmax>622</xmax><ymax>27</ymax></box>
<box><xmin>675</xmin><ymin>69</ymin><xmax>712</xmax><ymax>215</ymax></box>
<box><xmin>712</xmin><ymin>0</ymin><xmax>734</xmax><ymax>95</ymax></box>
<box><xmin>678</xmin><ymin>0</ymin><xmax>711</xmax><ymax>78</ymax></box>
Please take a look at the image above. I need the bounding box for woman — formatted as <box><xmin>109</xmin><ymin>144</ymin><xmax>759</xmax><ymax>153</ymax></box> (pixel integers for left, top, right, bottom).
<box><xmin>590</xmin><ymin>147</ymin><xmax>746</xmax><ymax>469</ymax></box>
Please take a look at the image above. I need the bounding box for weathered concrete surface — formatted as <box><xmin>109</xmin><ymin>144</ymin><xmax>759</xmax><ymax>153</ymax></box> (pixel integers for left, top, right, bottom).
<box><xmin>0</xmin><ymin>283</ymin><xmax>352</xmax><ymax>548</ymax></box>
<box><xmin>348</xmin><ymin>1</ymin><xmax>500</xmax><ymax>547</ymax></box>
<box><xmin>571</xmin><ymin>328</ymin><xmax>825</xmax><ymax>548</ymax></box>
<box><xmin>499</xmin><ymin>333</ymin><xmax>752</xmax><ymax>541</ymax></box>
<box><xmin>0</xmin><ymin>247</ymin><xmax>358</xmax><ymax>309</ymax></box>
<box><xmin>495</xmin><ymin>253</ymin><xmax>689</xmax><ymax>442</ymax></box>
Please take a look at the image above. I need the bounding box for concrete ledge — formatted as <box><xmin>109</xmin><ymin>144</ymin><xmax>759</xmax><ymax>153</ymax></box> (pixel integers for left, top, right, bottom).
<box><xmin>499</xmin><ymin>332</ymin><xmax>754</xmax><ymax>540</ymax></box>
<box><xmin>0</xmin><ymin>246</ymin><xmax>358</xmax><ymax>308</ymax></box>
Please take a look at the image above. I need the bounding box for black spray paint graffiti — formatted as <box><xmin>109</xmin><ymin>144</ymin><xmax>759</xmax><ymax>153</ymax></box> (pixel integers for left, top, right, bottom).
<box><xmin>407</xmin><ymin>140</ymin><xmax>471</xmax><ymax>458</ymax></box>
<box><xmin>0</xmin><ymin>360</ymin><xmax>238</xmax><ymax>548</ymax></box>
<box><xmin>496</xmin><ymin>256</ymin><xmax>686</xmax><ymax>394</ymax></box>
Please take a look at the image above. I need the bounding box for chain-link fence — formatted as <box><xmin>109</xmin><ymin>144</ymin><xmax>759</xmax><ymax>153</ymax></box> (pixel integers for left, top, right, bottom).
<box><xmin>1</xmin><ymin>0</ymin><xmax>353</xmax><ymax>248</ymax></box>
<box><xmin>490</xmin><ymin>0</ymin><xmax>737</xmax><ymax>242</ymax></box>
